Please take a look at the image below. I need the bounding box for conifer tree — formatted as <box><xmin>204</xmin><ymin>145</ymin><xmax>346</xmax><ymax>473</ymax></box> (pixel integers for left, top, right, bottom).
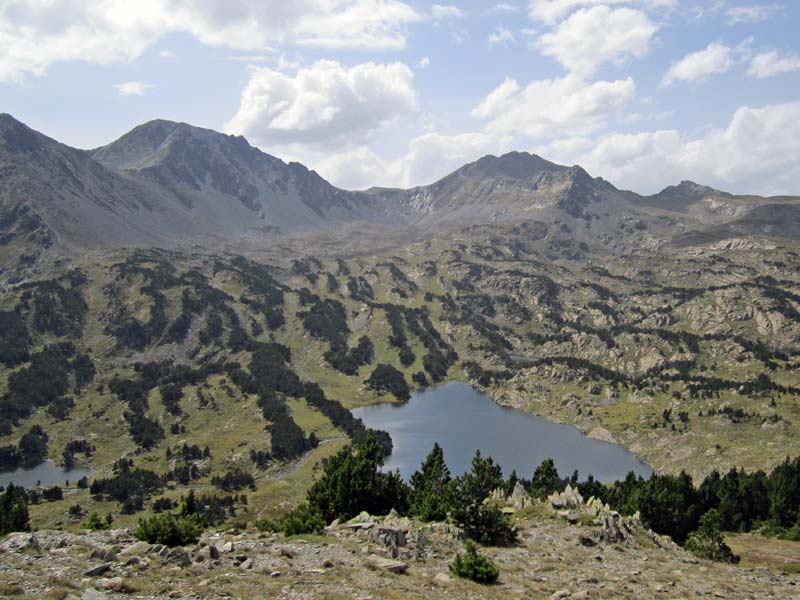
<box><xmin>409</xmin><ymin>443</ymin><xmax>452</xmax><ymax>521</ymax></box>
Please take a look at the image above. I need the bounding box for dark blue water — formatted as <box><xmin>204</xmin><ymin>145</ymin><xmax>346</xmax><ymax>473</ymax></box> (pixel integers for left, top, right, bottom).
<box><xmin>352</xmin><ymin>381</ymin><xmax>653</xmax><ymax>482</ymax></box>
<box><xmin>0</xmin><ymin>460</ymin><xmax>93</xmax><ymax>489</ymax></box>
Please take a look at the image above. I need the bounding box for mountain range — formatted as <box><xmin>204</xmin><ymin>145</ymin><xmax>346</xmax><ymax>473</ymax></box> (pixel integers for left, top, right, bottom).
<box><xmin>1</xmin><ymin>112</ymin><xmax>799</xmax><ymax>253</ymax></box>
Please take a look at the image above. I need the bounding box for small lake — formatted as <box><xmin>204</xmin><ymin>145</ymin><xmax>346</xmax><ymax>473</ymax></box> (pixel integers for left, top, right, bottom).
<box><xmin>352</xmin><ymin>381</ymin><xmax>653</xmax><ymax>482</ymax></box>
<box><xmin>0</xmin><ymin>460</ymin><xmax>94</xmax><ymax>490</ymax></box>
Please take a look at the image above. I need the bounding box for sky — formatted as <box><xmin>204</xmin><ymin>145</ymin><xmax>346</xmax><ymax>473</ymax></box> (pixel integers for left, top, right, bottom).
<box><xmin>2</xmin><ymin>0</ymin><xmax>800</xmax><ymax>196</ymax></box>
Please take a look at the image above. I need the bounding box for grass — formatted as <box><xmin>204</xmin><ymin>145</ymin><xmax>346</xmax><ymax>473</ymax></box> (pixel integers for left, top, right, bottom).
<box><xmin>726</xmin><ymin>532</ymin><xmax>800</xmax><ymax>572</ymax></box>
<box><xmin>5</xmin><ymin>238</ymin><xmax>800</xmax><ymax>534</ymax></box>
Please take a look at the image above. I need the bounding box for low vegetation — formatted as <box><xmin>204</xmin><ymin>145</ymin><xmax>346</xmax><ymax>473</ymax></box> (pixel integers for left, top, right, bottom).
<box><xmin>449</xmin><ymin>540</ymin><xmax>500</xmax><ymax>584</ymax></box>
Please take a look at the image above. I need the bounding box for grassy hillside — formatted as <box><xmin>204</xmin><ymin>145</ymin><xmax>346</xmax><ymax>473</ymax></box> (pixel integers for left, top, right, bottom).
<box><xmin>1</xmin><ymin>223</ymin><xmax>799</xmax><ymax>530</ymax></box>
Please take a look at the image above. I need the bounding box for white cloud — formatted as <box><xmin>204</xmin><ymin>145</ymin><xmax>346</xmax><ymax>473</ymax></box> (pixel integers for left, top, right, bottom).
<box><xmin>313</xmin><ymin>146</ymin><xmax>405</xmax><ymax>190</ymax></box>
<box><xmin>431</xmin><ymin>4</ymin><xmax>464</xmax><ymax>19</ymax></box>
<box><xmin>491</xmin><ymin>3</ymin><xmax>520</xmax><ymax>13</ymax></box>
<box><xmin>528</xmin><ymin>0</ymin><xmax>676</xmax><ymax>24</ymax></box>
<box><xmin>747</xmin><ymin>50</ymin><xmax>800</xmax><ymax>79</ymax></box>
<box><xmin>473</xmin><ymin>74</ymin><xmax>636</xmax><ymax>138</ymax></box>
<box><xmin>726</xmin><ymin>4</ymin><xmax>782</xmax><ymax>24</ymax></box>
<box><xmin>535</xmin><ymin>136</ymin><xmax>593</xmax><ymax>157</ymax></box>
<box><xmin>276</xmin><ymin>53</ymin><xmax>303</xmax><ymax>71</ymax></box>
<box><xmin>661</xmin><ymin>41</ymin><xmax>734</xmax><ymax>86</ymax></box>
<box><xmin>399</xmin><ymin>130</ymin><xmax>514</xmax><ymax>187</ymax></box>
<box><xmin>535</xmin><ymin>6</ymin><xmax>657</xmax><ymax>77</ymax></box>
<box><xmin>159</xmin><ymin>50</ymin><xmax>176</xmax><ymax>59</ymax></box>
<box><xmin>311</xmin><ymin>102</ymin><xmax>800</xmax><ymax>194</ymax></box>
<box><xmin>560</xmin><ymin>102</ymin><xmax>800</xmax><ymax>195</ymax></box>
<box><xmin>225</xmin><ymin>60</ymin><xmax>418</xmax><ymax>150</ymax></box>
<box><xmin>418</xmin><ymin>56</ymin><xmax>431</xmax><ymax>68</ymax></box>
<box><xmin>488</xmin><ymin>27</ymin><xmax>517</xmax><ymax>47</ymax></box>
<box><xmin>0</xmin><ymin>0</ymin><xmax>422</xmax><ymax>82</ymax></box>
<box><xmin>314</xmin><ymin>130</ymin><xmax>514</xmax><ymax>189</ymax></box>
<box><xmin>113</xmin><ymin>81</ymin><xmax>152</xmax><ymax>96</ymax></box>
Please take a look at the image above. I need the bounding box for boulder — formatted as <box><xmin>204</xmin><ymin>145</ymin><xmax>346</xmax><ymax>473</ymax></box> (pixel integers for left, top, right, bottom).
<box><xmin>366</xmin><ymin>554</ymin><xmax>409</xmax><ymax>574</ymax></box>
<box><xmin>94</xmin><ymin>577</ymin><xmax>126</xmax><ymax>591</ymax></box>
<box><xmin>347</xmin><ymin>511</ymin><xmax>374</xmax><ymax>526</ymax></box>
<box><xmin>510</xmin><ymin>481</ymin><xmax>530</xmax><ymax>510</ymax></box>
<box><xmin>118</xmin><ymin>541</ymin><xmax>152</xmax><ymax>558</ymax></box>
<box><xmin>164</xmin><ymin>547</ymin><xmax>191</xmax><ymax>567</ymax></box>
<box><xmin>549</xmin><ymin>485</ymin><xmax>584</xmax><ymax>510</ymax></box>
<box><xmin>84</xmin><ymin>563</ymin><xmax>112</xmax><ymax>577</ymax></box>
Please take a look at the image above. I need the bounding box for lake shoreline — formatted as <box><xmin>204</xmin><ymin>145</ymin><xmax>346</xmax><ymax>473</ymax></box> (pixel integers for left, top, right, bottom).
<box><xmin>0</xmin><ymin>459</ymin><xmax>94</xmax><ymax>490</ymax></box>
<box><xmin>353</xmin><ymin>380</ymin><xmax>653</xmax><ymax>482</ymax></box>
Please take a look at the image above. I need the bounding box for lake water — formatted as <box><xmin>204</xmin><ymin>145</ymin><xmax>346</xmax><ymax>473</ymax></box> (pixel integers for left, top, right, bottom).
<box><xmin>352</xmin><ymin>381</ymin><xmax>653</xmax><ymax>482</ymax></box>
<box><xmin>0</xmin><ymin>460</ymin><xmax>94</xmax><ymax>489</ymax></box>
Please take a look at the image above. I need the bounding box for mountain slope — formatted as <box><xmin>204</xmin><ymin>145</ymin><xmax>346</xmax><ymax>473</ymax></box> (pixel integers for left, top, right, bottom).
<box><xmin>2</xmin><ymin>114</ymin><xmax>800</xmax><ymax>257</ymax></box>
<box><xmin>90</xmin><ymin>119</ymin><xmax>395</xmax><ymax>230</ymax></box>
<box><xmin>0</xmin><ymin>113</ymin><xmax>172</xmax><ymax>249</ymax></box>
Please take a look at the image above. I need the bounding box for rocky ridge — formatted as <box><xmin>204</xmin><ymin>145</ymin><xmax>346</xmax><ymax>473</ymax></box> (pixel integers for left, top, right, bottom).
<box><xmin>2</xmin><ymin>113</ymin><xmax>799</xmax><ymax>261</ymax></box>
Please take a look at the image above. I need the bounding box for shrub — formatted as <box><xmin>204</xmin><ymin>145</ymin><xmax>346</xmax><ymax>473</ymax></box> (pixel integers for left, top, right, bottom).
<box><xmin>211</xmin><ymin>468</ymin><xmax>256</xmax><ymax>492</ymax></box>
<box><xmin>84</xmin><ymin>512</ymin><xmax>112</xmax><ymax>531</ymax></box>
<box><xmin>258</xmin><ymin>503</ymin><xmax>326</xmax><ymax>536</ymax></box>
<box><xmin>685</xmin><ymin>509</ymin><xmax>739</xmax><ymax>563</ymax></box>
<box><xmin>449</xmin><ymin>541</ymin><xmax>499</xmax><ymax>584</ymax></box>
<box><xmin>133</xmin><ymin>513</ymin><xmax>204</xmax><ymax>547</ymax></box>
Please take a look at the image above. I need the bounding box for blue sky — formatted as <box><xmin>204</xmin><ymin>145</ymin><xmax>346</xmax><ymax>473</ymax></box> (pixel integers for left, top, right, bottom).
<box><xmin>2</xmin><ymin>0</ymin><xmax>800</xmax><ymax>195</ymax></box>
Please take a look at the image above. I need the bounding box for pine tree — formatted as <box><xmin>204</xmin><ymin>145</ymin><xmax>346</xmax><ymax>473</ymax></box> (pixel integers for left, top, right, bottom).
<box><xmin>530</xmin><ymin>458</ymin><xmax>561</xmax><ymax>500</ymax></box>
<box><xmin>450</xmin><ymin>450</ymin><xmax>516</xmax><ymax>546</ymax></box>
<box><xmin>307</xmin><ymin>432</ymin><xmax>408</xmax><ymax>522</ymax></box>
<box><xmin>409</xmin><ymin>443</ymin><xmax>452</xmax><ymax>521</ymax></box>
<box><xmin>685</xmin><ymin>509</ymin><xmax>739</xmax><ymax>563</ymax></box>
<box><xmin>0</xmin><ymin>484</ymin><xmax>30</xmax><ymax>535</ymax></box>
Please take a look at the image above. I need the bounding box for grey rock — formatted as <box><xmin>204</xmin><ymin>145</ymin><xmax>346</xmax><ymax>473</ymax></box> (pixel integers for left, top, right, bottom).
<box><xmin>84</xmin><ymin>563</ymin><xmax>112</xmax><ymax>577</ymax></box>
<box><xmin>366</xmin><ymin>555</ymin><xmax>409</xmax><ymax>574</ymax></box>
<box><xmin>165</xmin><ymin>547</ymin><xmax>191</xmax><ymax>567</ymax></box>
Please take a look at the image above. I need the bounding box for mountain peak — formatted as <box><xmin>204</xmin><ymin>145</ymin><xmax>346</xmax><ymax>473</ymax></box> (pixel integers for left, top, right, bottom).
<box><xmin>90</xmin><ymin>119</ymin><xmax>252</xmax><ymax>171</ymax></box>
<box><xmin>0</xmin><ymin>113</ymin><xmax>55</xmax><ymax>155</ymax></box>
<box><xmin>461</xmin><ymin>151</ymin><xmax>567</xmax><ymax>180</ymax></box>
<box><xmin>0</xmin><ymin>112</ymin><xmax>20</xmax><ymax>127</ymax></box>
<box><xmin>653</xmin><ymin>180</ymin><xmax>729</xmax><ymax>200</ymax></box>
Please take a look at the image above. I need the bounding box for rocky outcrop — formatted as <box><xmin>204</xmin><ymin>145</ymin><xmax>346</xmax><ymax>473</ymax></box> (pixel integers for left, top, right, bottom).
<box><xmin>0</xmin><ymin>515</ymin><xmax>792</xmax><ymax>599</ymax></box>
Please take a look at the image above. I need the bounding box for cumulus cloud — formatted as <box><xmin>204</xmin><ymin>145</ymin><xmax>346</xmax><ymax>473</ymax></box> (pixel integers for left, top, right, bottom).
<box><xmin>314</xmin><ymin>130</ymin><xmax>514</xmax><ymax>189</ymax></box>
<box><xmin>535</xmin><ymin>6</ymin><xmax>657</xmax><ymax>77</ymax></box>
<box><xmin>113</xmin><ymin>81</ymin><xmax>152</xmax><ymax>96</ymax></box>
<box><xmin>747</xmin><ymin>50</ymin><xmax>800</xmax><ymax>79</ymax></box>
<box><xmin>661</xmin><ymin>41</ymin><xmax>734</xmax><ymax>86</ymax></box>
<box><xmin>559</xmin><ymin>102</ymin><xmax>800</xmax><ymax>195</ymax></box>
<box><xmin>528</xmin><ymin>0</ymin><xmax>676</xmax><ymax>24</ymax></box>
<box><xmin>0</xmin><ymin>0</ymin><xmax>422</xmax><ymax>82</ymax></box>
<box><xmin>473</xmin><ymin>74</ymin><xmax>635</xmax><ymax>138</ymax></box>
<box><xmin>224</xmin><ymin>60</ymin><xmax>418</xmax><ymax>150</ymax></box>
<box><xmin>418</xmin><ymin>56</ymin><xmax>431</xmax><ymax>68</ymax></box>
<box><xmin>430</xmin><ymin>4</ymin><xmax>464</xmax><ymax>19</ymax></box>
<box><xmin>726</xmin><ymin>3</ymin><xmax>782</xmax><ymax>24</ymax></box>
<box><xmin>488</xmin><ymin>27</ymin><xmax>517</xmax><ymax>47</ymax></box>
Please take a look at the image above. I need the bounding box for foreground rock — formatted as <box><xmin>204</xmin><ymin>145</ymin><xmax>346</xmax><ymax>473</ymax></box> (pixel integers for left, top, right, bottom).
<box><xmin>1</xmin><ymin>511</ymin><xmax>798</xmax><ymax>599</ymax></box>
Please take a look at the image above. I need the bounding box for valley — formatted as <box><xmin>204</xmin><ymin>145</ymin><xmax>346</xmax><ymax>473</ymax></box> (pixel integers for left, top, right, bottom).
<box><xmin>1</xmin><ymin>115</ymin><xmax>800</xmax><ymax>597</ymax></box>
